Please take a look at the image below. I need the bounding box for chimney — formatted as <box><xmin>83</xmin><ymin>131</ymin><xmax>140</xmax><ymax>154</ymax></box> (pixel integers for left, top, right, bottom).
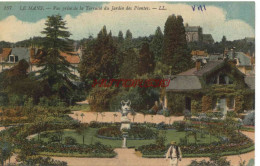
<box><xmin>196</xmin><ymin>60</ymin><xmax>201</xmax><ymax>71</ymax></box>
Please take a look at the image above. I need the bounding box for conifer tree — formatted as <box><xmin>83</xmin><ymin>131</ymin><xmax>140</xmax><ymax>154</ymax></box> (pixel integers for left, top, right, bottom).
<box><xmin>151</xmin><ymin>27</ymin><xmax>164</xmax><ymax>62</ymax></box>
<box><xmin>138</xmin><ymin>43</ymin><xmax>155</xmax><ymax>75</ymax></box>
<box><xmin>162</xmin><ymin>15</ymin><xmax>191</xmax><ymax>75</ymax></box>
<box><xmin>37</xmin><ymin>14</ymin><xmax>76</xmax><ymax>100</ymax></box>
<box><xmin>118</xmin><ymin>31</ymin><xmax>124</xmax><ymax>43</ymax></box>
<box><xmin>79</xmin><ymin>26</ymin><xmax>119</xmax><ymax>89</ymax></box>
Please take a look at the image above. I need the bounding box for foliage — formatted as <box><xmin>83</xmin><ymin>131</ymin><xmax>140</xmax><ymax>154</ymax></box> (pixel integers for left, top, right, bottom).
<box><xmin>188</xmin><ymin>155</ymin><xmax>231</xmax><ymax>166</ymax></box>
<box><xmin>162</xmin><ymin>15</ymin><xmax>192</xmax><ymax>75</ymax></box>
<box><xmin>18</xmin><ymin>156</ymin><xmax>67</xmax><ymax>166</ymax></box>
<box><xmin>37</xmin><ymin>14</ymin><xmax>76</xmax><ymax>102</ymax></box>
<box><xmin>97</xmin><ymin>125</ymin><xmax>157</xmax><ymax>139</ymax></box>
<box><xmin>88</xmin><ymin>87</ymin><xmax>119</xmax><ymax>112</ymax></box>
<box><xmin>202</xmin><ymin>96</ymin><xmax>212</xmax><ymax>112</ymax></box>
<box><xmin>64</xmin><ymin>136</ymin><xmax>77</xmax><ymax>145</ymax></box>
<box><xmin>155</xmin><ymin>130</ymin><xmax>167</xmax><ymax>146</ymax></box>
<box><xmin>235</xmin><ymin>95</ymin><xmax>244</xmax><ymax>113</ymax></box>
<box><xmin>118</xmin><ymin>48</ymin><xmax>139</xmax><ymax>79</ymax></box>
<box><xmin>0</xmin><ymin>141</ymin><xmax>13</xmax><ymax>166</ymax></box>
<box><xmin>150</xmin><ymin>27</ymin><xmax>164</xmax><ymax>62</ymax></box>
<box><xmin>138</xmin><ymin>43</ymin><xmax>155</xmax><ymax>75</ymax></box>
<box><xmin>166</xmin><ymin>93</ymin><xmax>185</xmax><ymax>115</ymax></box>
<box><xmin>243</xmin><ymin>111</ymin><xmax>255</xmax><ymax>126</ymax></box>
<box><xmin>110</xmin><ymin>88</ymin><xmax>143</xmax><ymax>111</ymax></box>
<box><xmin>79</xmin><ymin>26</ymin><xmax>119</xmax><ymax>89</ymax></box>
<box><xmin>191</xmin><ymin>100</ymin><xmax>201</xmax><ymax>115</ymax></box>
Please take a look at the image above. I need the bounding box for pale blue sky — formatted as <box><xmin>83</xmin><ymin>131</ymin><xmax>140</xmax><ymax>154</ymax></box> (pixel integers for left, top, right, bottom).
<box><xmin>0</xmin><ymin>2</ymin><xmax>255</xmax><ymax>42</ymax></box>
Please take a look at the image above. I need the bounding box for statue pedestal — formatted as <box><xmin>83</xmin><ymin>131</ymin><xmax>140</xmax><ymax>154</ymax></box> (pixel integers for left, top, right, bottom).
<box><xmin>122</xmin><ymin>136</ymin><xmax>127</xmax><ymax>148</ymax></box>
<box><xmin>120</xmin><ymin>122</ymin><xmax>131</xmax><ymax>130</ymax></box>
<box><xmin>120</xmin><ymin>116</ymin><xmax>131</xmax><ymax>130</ymax></box>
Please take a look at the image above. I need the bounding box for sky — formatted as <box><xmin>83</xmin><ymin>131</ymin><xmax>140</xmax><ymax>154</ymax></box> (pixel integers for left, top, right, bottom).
<box><xmin>0</xmin><ymin>1</ymin><xmax>255</xmax><ymax>43</ymax></box>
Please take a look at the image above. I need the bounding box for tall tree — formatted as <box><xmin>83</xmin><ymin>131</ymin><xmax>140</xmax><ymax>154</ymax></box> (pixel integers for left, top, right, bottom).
<box><xmin>125</xmin><ymin>30</ymin><xmax>132</xmax><ymax>40</ymax></box>
<box><xmin>119</xmin><ymin>49</ymin><xmax>138</xmax><ymax>79</ymax></box>
<box><xmin>138</xmin><ymin>43</ymin><xmax>155</xmax><ymax>75</ymax></box>
<box><xmin>151</xmin><ymin>27</ymin><xmax>164</xmax><ymax>62</ymax></box>
<box><xmin>79</xmin><ymin>26</ymin><xmax>119</xmax><ymax>89</ymax></box>
<box><xmin>118</xmin><ymin>31</ymin><xmax>124</xmax><ymax>43</ymax></box>
<box><xmin>37</xmin><ymin>14</ymin><xmax>76</xmax><ymax>101</ymax></box>
<box><xmin>124</xmin><ymin>29</ymin><xmax>133</xmax><ymax>50</ymax></box>
<box><xmin>162</xmin><ymin>15</ymin><xmax>191</xmax><ymax>75</ymax></box>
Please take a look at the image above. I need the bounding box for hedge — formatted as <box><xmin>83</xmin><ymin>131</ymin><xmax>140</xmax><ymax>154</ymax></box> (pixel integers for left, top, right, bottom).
<box><xmin>141</xmin><ymin>144</ymin><xmax>254</xmax><ymax>158</ymax></box>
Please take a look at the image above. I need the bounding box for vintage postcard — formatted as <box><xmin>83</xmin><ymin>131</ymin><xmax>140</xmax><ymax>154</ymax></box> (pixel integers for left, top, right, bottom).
<box><xmin>0</xmin><ymin>1</ymin><xmax>255</xmax><ymax>166</ymax></box>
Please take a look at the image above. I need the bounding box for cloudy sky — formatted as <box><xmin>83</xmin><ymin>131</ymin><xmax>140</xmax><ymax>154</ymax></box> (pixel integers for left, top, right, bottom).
<box><xmin>0</xmin><ymin>1</ymin><xmax>255</xmax><ymax>43</ymax></box>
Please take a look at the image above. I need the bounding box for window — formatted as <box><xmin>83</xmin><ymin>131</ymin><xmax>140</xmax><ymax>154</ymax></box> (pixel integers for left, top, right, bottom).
<box><xmin>219</xmin><ymin>74</ymin><xmax>233</xmax><ymax>84</ymax></box>
<box><xmin>15</xmin><ymin>56</ymin><xmax>18</xmax><ymax>62</ymax></box>
<box><xmin>9</xmin><ymin>56</ymin><xmax>14</xmax><ymax>62</ymax></box>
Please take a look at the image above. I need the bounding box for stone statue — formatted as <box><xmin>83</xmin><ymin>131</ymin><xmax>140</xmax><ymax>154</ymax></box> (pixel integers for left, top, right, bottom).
<box><xmin>120</xmin><ymin>100</ymin><xmax>131</xmax><ymax>130</ymax></box>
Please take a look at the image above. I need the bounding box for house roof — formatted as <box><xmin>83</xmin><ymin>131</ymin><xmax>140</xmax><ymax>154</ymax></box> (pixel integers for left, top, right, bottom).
<box><xmin>0</xmin><ymin>48</ymin><xmax>12</xmax><ymax>61</ymax></box>
<box><xmin>235</xmin><ymin>52</ymin><xmax>251</xmax><ymax>66</ymax></box>
<box><xmin>166</xmin><ymin>75</ymin><xmax>202</xmax><ymax>91</ymax></box>
<box><xmin>177</xmin><ymin>60</ymin><xmax>225</xmax><ymax>77</ymax></box>
<box><xmin>191</xmin><ymin>50</ymin><xmax>207</xmax><ymax>56</ymax></box>
<box><xmin>166</xmin><ymin>60</ymin><xmax>247</xmax><ymax>91</ymax></box>
<box><xmin>203</xmin><ymin>34</ymin><xmax>214</xmax><ymax>41</ymax></box>
<box><xmin>244</xmin><ymin>76</ymin><xmax>255</xmax><ymax>90</ymax></box>
<box><xmin>60</xmin><ymin>52</ymin><xmax>80</xmax><ymax>64</ymax></box>
<box><xmin>185</xmin><ymin>26</ymin><xmax>201</xmax><ymax>32</ymax></box>
<box><xmin>208</xmin><ymin>54</ymin><xmax>223</xmax><ymax>61</ymax></box>
<box><xmin>31</xmin><ymin>50</ymin><xmax>80</xmax><ymax>64</ymax></box>
<box><xmin>10</xmin><ymin>48</ymin><xmax>31</xmax><ymax>62</ymax></box>
<box><xmin>194</xmin><ymin>60</ymin><xmax>224</xmax><ymax>76</ymax></box>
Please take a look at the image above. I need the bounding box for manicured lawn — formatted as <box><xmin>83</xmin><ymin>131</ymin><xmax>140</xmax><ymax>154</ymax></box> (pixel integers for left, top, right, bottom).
<box><xmin>37</xmin><ymin>128</ymin><xmax>220</xmax><ymax>148</ymax></box>
<box><xmin>69</xmin><ymin>105</ymin><xmax>90</xmax><ymax>112</ymax></box>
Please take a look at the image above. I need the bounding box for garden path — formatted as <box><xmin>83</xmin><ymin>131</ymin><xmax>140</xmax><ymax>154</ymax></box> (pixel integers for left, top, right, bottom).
<box><xmin>70</xmin><ymin>111</ymin><xmax>184</xmax><ymax>124</ymax></box>
<box><xmin>52</xmin><ymin>131</ymin><xmax>254</xmax><ymax>166</ymax></box>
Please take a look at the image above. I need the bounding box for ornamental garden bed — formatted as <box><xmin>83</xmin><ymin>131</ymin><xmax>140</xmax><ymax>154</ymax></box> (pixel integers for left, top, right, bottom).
<box><xmin>97</xmin><ymin>125</ymin><xmax>157</xmax><ymax>140</ymax></box>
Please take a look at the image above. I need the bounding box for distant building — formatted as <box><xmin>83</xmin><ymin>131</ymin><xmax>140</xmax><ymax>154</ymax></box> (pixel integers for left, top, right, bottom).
<box><xmin>226</xmin><ymin>50</ymin><xmax>254</xmax><ymax>75</ymax></box>
<box><xmin>163</xmin><ymin>60</ymin><xmax>254</xmax><ymax>115</ymax></box>
<box><xmin>0</xmin><ymin>47</ymin><xmax>32</xmax><ymax>72</ymax></box>
<box><xmin>185</xmin><ymin>24</ymin><xmax>203</xmax><ymax>43</ymax></box>
<box><xmin>203</xmin><ymin>34</ymin><xmax>214</xmax><ymax>44</ymax></box>
<box><xmin>0</xmin><ymin>47</ymin><xmax>82</xmax><ymax>77</ymax></box>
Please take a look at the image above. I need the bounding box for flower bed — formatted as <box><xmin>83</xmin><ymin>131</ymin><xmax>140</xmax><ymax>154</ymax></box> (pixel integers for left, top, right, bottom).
<box><xmin>136</xmin><ymin>132</ymin><xmax>254</xmax><ymax>158</ymax></box>
<box><xmin>97</xmin><ymin>125</ymin><xmax>157</xmax><ymax>140</ymax></box>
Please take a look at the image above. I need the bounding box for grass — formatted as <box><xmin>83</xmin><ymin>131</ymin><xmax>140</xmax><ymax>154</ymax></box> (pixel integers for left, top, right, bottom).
<box><xmin>39</xmin><ymin>152</ymin><xmax>116</xmax><ymax>158</ymax></box>
<box><xmin>69</xmin><ymin>105</ymin><xmax>90</xmax><ymax>112</ymax></box>
<box><xmin>36</xmin><ymin>128</ymin><xmax>220</xmax><ymax>148</ymax></box>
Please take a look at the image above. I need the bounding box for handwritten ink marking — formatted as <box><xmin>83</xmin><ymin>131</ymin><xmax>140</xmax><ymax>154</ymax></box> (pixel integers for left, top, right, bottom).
<box><xmin>192</xmin><ymin>5</ymin><xmax>206</xmax><ymax>12</ymax></box>
<box><xmin>191</xmin><ymin>5</ymin><xmax>196</xmax><ymax>11</ymax></box>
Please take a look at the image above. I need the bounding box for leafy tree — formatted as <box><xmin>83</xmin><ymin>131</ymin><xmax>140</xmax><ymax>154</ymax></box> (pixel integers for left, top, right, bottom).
<box><xmin>37</xmin><ymin>14</ymin><xmax>76</xmax><ymax>102</ymax></box>
<box><xmin>138</xmin><ymin>43</ymin><xmax>155</xmax><ymax>75</ymax></box>
<box><xmin>79</xmin><ymin>26</ymin><xmax>119</xmax><ymax>89</ymax></box>
<box><xmin>119</xmin><ymin>49</ymin><xmax>139</xmax><ymax>79</ymax></box>
<box><xmin>151</xmin><ymin>27</ymin><xmax>164</xmax><ymax>61</ymax></box>
<box><xmin>162</xmin><ymin>15</ymin><xmax>192</xmax><ymax>75</ymax></box>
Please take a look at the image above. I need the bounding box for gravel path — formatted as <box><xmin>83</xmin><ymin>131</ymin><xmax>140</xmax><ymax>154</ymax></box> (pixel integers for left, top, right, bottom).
<box><xmin>70</xmin><ymin>111</ymin><xmax>184</xmax><ymax>124</ymax></box>
<box><xmin>52</xmin><ymin>130</ymin><xmax>254</xmax><ymax>166</ymax></box>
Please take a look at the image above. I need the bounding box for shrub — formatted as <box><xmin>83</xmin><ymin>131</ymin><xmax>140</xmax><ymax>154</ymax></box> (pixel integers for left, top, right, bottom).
<box><xmin>243</xmin><ymin>112</ymin><xmax>254</xmax><ymax>126</ymax></box>
<box><xmin>172</xmin><ymin>121</ymin><xmax>186</xmax><ymax>132</ymax></box>
<box><xmin>64</xmin><ymin>136</ymin><xmax>77</xmax><ymax>145</ymax></box>
<box><xmin>188</xmin><ymin>155</ymin><xmax>231</xmax><ymax>166</ymax></box>
<box><xmin>202</xmin><ymin>96</ymin><xmax>212</xmax><ymax>112</ymax></box>
<box><xmin>18</xmin><ymin>156</ymin><xmax>67</xmax><ymax>166</ymax></box>
<box><xmin>48</xmin><ymin>134</ymin><xmax>60</xmax><ymax>143</ymax></box>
